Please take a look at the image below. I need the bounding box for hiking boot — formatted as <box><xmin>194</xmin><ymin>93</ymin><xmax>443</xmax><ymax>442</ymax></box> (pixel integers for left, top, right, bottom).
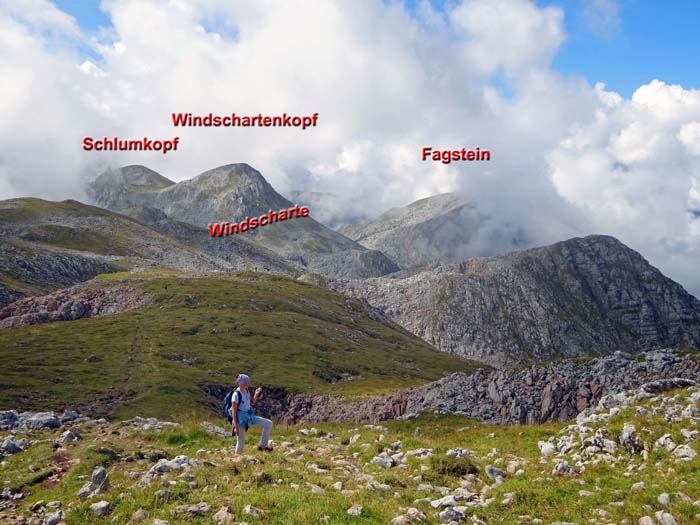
<box><xmin>257</xmin><ymin>445</ymin><xmax>273</xmax><ymax>452</ymax></box>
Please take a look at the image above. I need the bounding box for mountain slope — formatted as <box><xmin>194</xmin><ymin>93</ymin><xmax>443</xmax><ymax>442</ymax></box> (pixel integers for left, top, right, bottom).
<box><xmin>0</xmin><ymin>198</ymin><xmax>239</xmax><ymax>306</ymax></box>
<box><xmin>121</xmin><ymin>205</ymin><xmax>298</xmax><ymax>276</ymax></box>
<box><xmin>339</xmin><ymin>193</ymin><xmax>529</xmax><ymax>269</ymax></box>
<box><xmin>333</xmin><ymin>235</ymin><xmax>700</xmax><ymax>368</ymax></box>
<box><xmin>88</xmin><ymin>164</ymin><xmax>399</xmax><ymax>279</ymax></box>
<box><xmin>0</xmin><ymin>272</ymin><xmax>483</xmax><ymax>419</ymax></box>
<box><xmin>0</xmin><ymin>240</ymin><xmax>115</xmax><ymax>308</ymax></box>
<box><xmin>3</xmin><ymin>367</ymin><xmax>700</xmax><ymax>525</ymax></box>
<box><xmin>0</xmin><ymin>197</ymin><xmax>309</xmax><ymax>307</ymax></box>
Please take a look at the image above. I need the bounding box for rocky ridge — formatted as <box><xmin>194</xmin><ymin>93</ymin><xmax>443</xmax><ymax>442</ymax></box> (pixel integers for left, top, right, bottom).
<box><xmin>0</xmin><ymin>241</ymin><xmax>116</xmax><ymax>307</ymax></box>
<box><xmin>87</xmin><ymin>164</ymin><xmax>398</xmax><ymax>279</ymax></box>
<box><xmin>0</xmin><ymin>198</ymin><xmax>235</xmax><ymax>306</ymax></box>
<box><xmin>273</xmin><ymin>349</ymin><xmax>700</xmax><ymax>425</ymax></box>
<box><xmin>339</xmin><ymin>193</ymin><xmax>530</xmax><ymax>269</ymax></box>
<box><xmin>0</xmin><ymin>283</ymin><xmax>148</xmax><ymax>329</ymax></box>
<box><xmin>121</xmin><ymin>205</ymin><xmax>299</xmax><ymax>276</ymax></box>
<box><xmin>332</xmin><ymin>235</ymin><xmax>700</xmax><ymax>368</ymax></box>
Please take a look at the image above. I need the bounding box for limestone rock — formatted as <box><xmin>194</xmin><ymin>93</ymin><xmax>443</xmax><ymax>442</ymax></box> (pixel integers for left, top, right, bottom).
<box><xmin>346</xmin><ymin>505</ymin><xmax>363</xmax><ymax>516</ymax></box>
<box><xmin>77</xmin><ymin>466</ymin><xmax>109</xmax><ymax>499</ymax></box>
<box><xmin>619</xmin><ymin>423</ymin><xmax>643</xmax><ymax>453</ymax></box>
<box><xmin>89</xmin><ymin>501</ymin><xmax>111</xmax><ymax>517</ymax></box>
<box><xmin>17</xmin><ymin>412</ymin><xmax>60</xmax><ymax>431</ymax></box>
<box><xmin>438</xmin><ymin>507</ymin><xmax>464</xmax><ymax>523</ymax></box>
<box><xmin>57</xmin><ymin>430</ymin><xmax>80</xmax><ymax>443</ymax></box>
<box><xmin>132</xmin><ymin>508</ymin><xmax>148</xmax><ymax>522</ymax></box>
<box><xmin>654</xmin><ymin>511</ymin><xmax>677</xmax><ymax>525</ymax></box>
<box><xmin>212</xmin><ymin>507</ymin><xmax>235</xmax><ymax>524</ymax></box>
<box><xmin>42</xmin><ymin>511</ymin><xmax>64</xmax><ymax>525</ymax></box>
<box><xmin>672</xmin><ymin>444</ymin><xmax>696</xmax><ymax>460</ymax></box>
<box><xmin>242</xmin><ymin>505</ymin><xmax>264</xmax><ymax>517</ymax></box>
<box><xmin>485</xmin><ymin>465</ymin><xmax>506</xmax><ymax>484</ymax></box>
<box><xmin>173</xmin><ymin>502</ymin><xmax>211</xmax><ymax>516</ymax></box>
<box><xmin>140</xmin><ymin>455</ymin><xmax>197</xmax><ymax>485</ymax></box>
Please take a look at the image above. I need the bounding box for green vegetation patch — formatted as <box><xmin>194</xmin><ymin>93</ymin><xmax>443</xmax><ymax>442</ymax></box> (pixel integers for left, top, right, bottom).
<box><xmin>0</xmin><ymin>272</ymin><xmax>482</xmax><ymax>419</ymax></box>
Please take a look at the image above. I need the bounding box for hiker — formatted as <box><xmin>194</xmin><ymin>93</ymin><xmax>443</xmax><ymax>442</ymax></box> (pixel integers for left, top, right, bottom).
<box><xmin>229</xmin><ymin>374</ymin><xmax>273</xmax><ymax>453</ymax></box>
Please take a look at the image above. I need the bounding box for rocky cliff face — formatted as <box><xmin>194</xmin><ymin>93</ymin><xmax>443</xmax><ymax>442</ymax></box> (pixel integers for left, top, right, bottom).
<box><xmin>88</xmin><ymin>164</ymin><xmax>398</xmax><ymax>279</ymax></box>
<box><xmin>0</xmin><ymin>283</ymin><xmax>148</xmax><ymax>329</ymax></box>
<box><xmin>274</xmin><ymin>349</ymin><xmax>700</xmax><ymax>425</ymax></box>
<box><xmin>0</xmin><ymin>241</ymin><xmax>116</xmax><ymax>307</ymax></box>
<box><xmin>339</xmin><ymin>193</ymin><xmax>530</xmax><ymax>269</ymax></box>
<box><xmin>333</xmin><ymin>235</ymin><xmax>700</xmax><ymax>368</ymax></box>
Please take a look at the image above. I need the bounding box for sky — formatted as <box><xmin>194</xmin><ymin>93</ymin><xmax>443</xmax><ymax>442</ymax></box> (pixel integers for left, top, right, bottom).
<box><xmin>52</xmin><ymin>0</ymin><xmax>700</xmax><ymax>98</ymax></box>
<box><xmin>1</xmin><ymin>0</ymin><xmax>699</xmax><ymax>298</ymax></box>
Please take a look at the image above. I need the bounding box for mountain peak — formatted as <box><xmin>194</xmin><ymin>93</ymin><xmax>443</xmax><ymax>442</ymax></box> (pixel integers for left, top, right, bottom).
<box><xmin>342</xmin><ymin>192</ymin><xmax>529</xmax><ymax>269</ymax></box>
<box><xmin>86</xmin><ymin>166</ymin><xmax>175</xmax><ymax>211</ymax></box>
<box><xmin>183</xmin><ymin>163</ymin><xmax>274</xmax><ymax>194</ymax></box>
<box><xmin>337</xmin><ymin>234</ymin><xmax>700</xmax><ymax>368</ymax></box>
<box><xmin>85</xmin><ymin>163</ymin><xmax>398</xmax><ymax>279</ymax></box>
<box><xmin>110</xmin><ymin>165</ymin><xmax>174</xmax><ymax>188</ymax></box>
<box><xmin>155</xmin><ymin>163</ymin><xmax>290</xmax><ymax>221</ymax></box>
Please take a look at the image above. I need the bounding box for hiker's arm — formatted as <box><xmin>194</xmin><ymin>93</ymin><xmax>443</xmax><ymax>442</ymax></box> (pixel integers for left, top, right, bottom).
<box><xmin>252</xmin><ymin>387</ymin><xmax>262</xmax><ymax>406</ymax></box>
<box><xmin>232</xmin><ymin>402</ymin><xmax>239</xmax><ymax>434</ymax></box>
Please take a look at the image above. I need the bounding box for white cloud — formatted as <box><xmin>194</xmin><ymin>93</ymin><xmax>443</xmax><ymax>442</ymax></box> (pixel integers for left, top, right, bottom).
<box><xmin>450</xmin><ymin>0</ymin><xmax>564</xmax><ymax>79</ymax></box>
<box><xmin>78</xmin><ymin>60</ymin><xmax>107</xmax><ymax>78</ymax></box>
<box><xmin>582</xmin><ymin>0</ymin><xmax>620</xmax><ymax>37</ymax></box>
<box><xmin>0</xmin><ymin>0</ymin><xmax>79</xmax><ymax>36</ymax></box>
<box><xmin>0</xmin><ymin>0</ymin><xmax>699</xmax><ymax>297</ymax></box>
<box><xmin>678</xmin><ymin>122</ymin><xmax>700</xmax><ymax>155</ymax></box>
<box><xmin>548</xmin><ymin>80</ymin><xmax>700</xmax><ymax>296</ymax></box>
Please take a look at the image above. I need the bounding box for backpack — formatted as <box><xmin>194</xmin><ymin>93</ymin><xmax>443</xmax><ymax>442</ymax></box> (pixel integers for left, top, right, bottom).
<box><xmin>223</xmin><ymin>390</ymin><xmax>235</xmax><ymax>423</ymax></box>
<box><xmin>223</xmin><ymin>390</ymin><xmax>247</xmax><ymax>424</ymax></box>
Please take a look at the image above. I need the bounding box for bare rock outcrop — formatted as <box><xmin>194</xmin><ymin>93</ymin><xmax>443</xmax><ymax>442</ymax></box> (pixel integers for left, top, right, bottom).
<box><xmin>274</xmin><ymin>349</ymin><xmax>700</xmax><ymax>425</ymax></box>
<box><xmin>0</xmin><ymin>284</ymin><xmax>148</xmax><ymax>329</ymax></box>
<box><xmin>333</xmin><ymin>235</ymin><xmax>700</xmax><ymax>368</ymax></box>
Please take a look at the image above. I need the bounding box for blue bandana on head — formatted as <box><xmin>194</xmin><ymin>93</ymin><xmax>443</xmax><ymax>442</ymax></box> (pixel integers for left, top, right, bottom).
<box><xmin>237</xmin><ymin>374</ymin><xmax>250</xmax><ymax>386</ymax></box>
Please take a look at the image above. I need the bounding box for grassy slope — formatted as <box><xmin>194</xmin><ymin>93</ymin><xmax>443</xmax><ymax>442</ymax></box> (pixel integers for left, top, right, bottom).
<box><xmin>0</xmin><ymin>272</ymin><xmax>482</xmax><ymax>420</ymax></box>
<box><xmin>0</xmin><ymin>198</ymin><xmax>218</xmax><ymax>306</ymax></box>
<box><xmin>0</xmin><ymin>197</ymin><xmax>198</xmax><ymax>256</ymax></box>
<box><xmin>3</xmin><ymin>389</ymin><xmax>699</xmax><ymax>525</ymax></box>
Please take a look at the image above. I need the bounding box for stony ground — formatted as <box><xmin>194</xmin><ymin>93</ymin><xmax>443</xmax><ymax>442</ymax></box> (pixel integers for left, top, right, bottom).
<box><xmin>1</xmin><ymin>383</ymin><xmax>700</xmax><ymax>525</ymax></box>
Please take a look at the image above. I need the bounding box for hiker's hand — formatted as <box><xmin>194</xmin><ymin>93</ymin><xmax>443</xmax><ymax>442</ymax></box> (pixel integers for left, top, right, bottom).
<box><xmin>254</xmin><ymin>387</ymin><xmax>263</xmax><ymax>397</ymax></box>
<box><xmin>234</xmin><ymin>424</ymin><xmax>240</xmax><ymax>436</ymax></box>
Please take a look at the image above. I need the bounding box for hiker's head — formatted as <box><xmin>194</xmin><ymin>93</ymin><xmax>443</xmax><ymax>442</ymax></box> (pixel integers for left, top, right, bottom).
<box><xmin>237</xmin><ymin>374</ymin><xmax>250</xmax><ymax>388</ymax></box>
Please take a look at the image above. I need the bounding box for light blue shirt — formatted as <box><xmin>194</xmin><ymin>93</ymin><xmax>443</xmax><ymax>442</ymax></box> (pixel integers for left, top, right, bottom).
<box><xmin>234</xmin><ymin>388</ymin><xmax>252</xmax><ymax>412</ymax></box>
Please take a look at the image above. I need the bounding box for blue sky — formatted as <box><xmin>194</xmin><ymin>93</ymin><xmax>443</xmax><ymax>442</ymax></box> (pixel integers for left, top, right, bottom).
<box><xmin>54</xmin><ymin>0</ymin><xmax>110</xmax><ymax>30</ymax></box>
<box><xmin>541</xmin><ymin>0</ymin><xmax>700</xmax><ymax>96</ymax></box>
<box><xmin>54</xmin><ymin>0</ymin><xmax>700</xmax><ymax>97</ymax></box>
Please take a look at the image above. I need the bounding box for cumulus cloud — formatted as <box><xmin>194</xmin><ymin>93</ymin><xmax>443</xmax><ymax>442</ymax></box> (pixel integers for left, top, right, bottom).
<box><xmin>548</xmin><ymin>80</ymin><xmax>700</xmax><ymax>296</ymax></box>
<box><xmin>0</xmin><ymin>0</ymin><xmax>698</xmax><ymax>296</ymax></box>
<box><xmin>678</xmin><ymin>122</ymin><xmax>700</xmax><ymax>155</ymax></box>
<box><xmin>450</xmin><ymin>0</ymin><xmax>565</xmax><ymax>78</ymax></box>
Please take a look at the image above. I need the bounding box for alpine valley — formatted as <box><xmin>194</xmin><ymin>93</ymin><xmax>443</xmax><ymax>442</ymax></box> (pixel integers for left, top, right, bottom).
<box><xmin>2</xmin><ymin>163</ymin><xmax>700</xmax><ymax>525</ymax></box>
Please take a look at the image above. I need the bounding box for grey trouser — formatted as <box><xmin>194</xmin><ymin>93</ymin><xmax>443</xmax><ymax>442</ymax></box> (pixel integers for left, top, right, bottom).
<box><xmin>236</xmin><ymin>416</ymin><xmax>272</xmax><ymax>454</ymax></box>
